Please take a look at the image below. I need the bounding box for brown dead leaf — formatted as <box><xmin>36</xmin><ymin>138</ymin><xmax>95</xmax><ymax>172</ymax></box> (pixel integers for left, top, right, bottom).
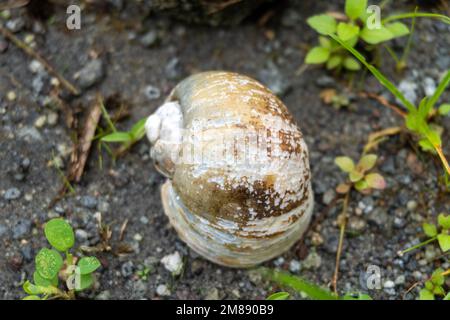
<box><xmin>320</xmin><ymin>89</ymin><xmax>337</xmax><ymax>104</ymax></box>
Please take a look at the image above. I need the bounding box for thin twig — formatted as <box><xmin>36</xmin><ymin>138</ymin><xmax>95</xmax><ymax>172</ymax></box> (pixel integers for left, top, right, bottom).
<box><xmin>0</xmin><ymin>25</ymin><xmax>80</xmax><ymax>95</ymax></box>
<box><xmin>359</xmin><ymin>91</ymin><xmax>407</xmax><ymax>117</ymax></box>
<box><xmin>331</xmin><ymin>191</ymin><xmax>350</xmax><ymax>295</ymax></box>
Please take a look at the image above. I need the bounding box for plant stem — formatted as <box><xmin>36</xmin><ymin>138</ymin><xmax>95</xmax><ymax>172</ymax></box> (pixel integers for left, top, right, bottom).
<box><xmin>331</xmin><ymin>191</ymin><xmax>350</xmax><ymax>295</ymax></box>
<box><xmin>382</xmin><ymin>12</ymin><xmax>450</xmax><ymax>24</ymax></box>
<box><xmin>399</xmin><ymin>236</ymin><xmax>437</xmax><ymax>256</ymax></box>
<box><xmin>398</xmin><ymin>8</ymin><xmax>418</xmax><ymax>71</ymax></box>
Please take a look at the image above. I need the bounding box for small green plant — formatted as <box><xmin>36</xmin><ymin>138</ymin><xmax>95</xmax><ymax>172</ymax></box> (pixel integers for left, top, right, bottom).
<box><xmin>136</xmin><ymin>266</ymin><xmax>153</xmax><ymax>281</ymax></box>
<box><xmin>418</xmin><ymin>268</ymin><xmax>450</xmax><ymax>300</ymax></box>
<box><xmin>401</xmin><ymin>213</ymin><xmax>450</xmax><ymax>255</ymax></box>
<box><xmin>22</xmin><ymin>218</ymin><xmax>101</xmax><ymax>300</ymax></box>
<box><xmin>305</xmin><ymin>0</ymin><xmax>410</xmax><ymax>71</ymax></box>
<box><xmin>261</xmin><ymin>268</ymin><xmax>372</xmax><ymax>300</ymax></box>
<box><xmin>330</xmin><ymin>34</ymin><xmax>450</xmax><ymax>176</ymax></box>
<box><xmin>100</xmin><ymin>118</ymin><xmax>147</xmax><ymax>149</ymax></box>
<box><xmin>335</xmin><ymin>153</ymin><xmax>386</xmax><ymax>194</ymax></box>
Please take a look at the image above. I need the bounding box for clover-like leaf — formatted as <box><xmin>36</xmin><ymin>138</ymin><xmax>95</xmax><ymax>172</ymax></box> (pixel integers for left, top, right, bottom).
<box><xmin>419</xmin><ymin>288</ymin><xmax>434</xmax><ymax>300</ymax></box>
<box><xmin>437</xmin><ymin>234</ymin><xmax>450</xmax><ymax>252</ymax></box>
<box><xmin>343</xmin><ymin>57</ymin><xmax>361</xmax><ymax>71</ymax></box>
<box><xmin>385</xmin><ymin>22</ymin><xmax>409</xmax><ymax>38</ymax></box>
<box><xmin>78</xmin><ymin>256</ymin><xmax>101</xmax><ymax>275</ymax></box>
<box><xmin>437</xmin><ymin>213</ymin><xmax>450</xmax><ymax>229</ymax></box>
<box><xmin>439</xmin><ymin>103</ymin><xmax>450</xmax><ymax>116</ymax></box>
<box><xmin>337</xmin><ymin>22</ymin><xmax>360</xmax><ymax>41</ymax></box>
<box><xmin>358</xmin><ymin>154</ymin><xmax>377</xmax><ymax>172</ymax></box>
<box><xmin>23</xmin><ymin>281</ymin><xmax>44</xmax><ymax>295</ymax></box>
<box><xmin>360</xmin><ymin>26</ymin><xmax>393</xmax><ymax>44</ymax></box>
<box><xmin>335</xmin><ymin>156</ymin><xmax>355</xmax><ymax>173</ymax></box>
<box><xmin>33</xmin><ymin>271</ymin><xmax>58</xmax><ymax>287</ymax></box>
<box><xmin>35</xmin><ymin>248</ymin><xmax>63</xmax><ymax>280</ymax></box>
<box><xmin>345</xmin><ymin>0</ymin><xmax>367</xmax><ymax>20</ymax></box>
<box><xmin>266</xmin><ymin>292</ymin><xmax>290</xmax><ymax>300</ymax></box>
<box><xmin>349</xmin><ymin>170</ymin><xmax>364</xmax><ymax>182</ymax></box>
<box><xmin>307</xmin><ymin>14</ymin><xmax>337</xmax><ymax>35</ymax></box>
<box><xmin>23</xmin><ymin>295</ymin><xmax>41</xmax><ymax>300</ymax></box>
<box><xmin>44</xmin><ymin>218</ymin><xmax>75</xmax><ymax>252</ymax></box>
<box><xmin>365</xmin><ymin>173</ymin><xmax>386</xmax><ymax>189</ymax></box>
<box><xmin>305</xmin><ymin>46</ymin><xmax>330</xmax><ymax>64</ymax></box>
<box><xmin>355</xmin><ymin>179</ymin><xmax>369</xmax><ymax>192</ymax></box>
<box><xmin>431</xmin><ymin>268</ymin><xmax>445</xmax><ymax>286</ymax></box>
<box><xmin>326</xmin><ymin>55</ymin><xmax>342</xmax><ymax>70</ymax></box>
<box><xmin>422</xmin><ymin>223</ymin><xmax>438</xmax><ymax>238</ymax></box>
<box><xmin>76</xmin><ymin>273</ymin><xmax>94</xmax><ymax>291</ymax></box>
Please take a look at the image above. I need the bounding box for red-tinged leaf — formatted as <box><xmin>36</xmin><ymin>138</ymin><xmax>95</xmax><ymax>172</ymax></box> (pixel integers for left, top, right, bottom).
<box><xmin>365</xmin><ymin>173</ymin><xmax>386</xmax><ymax>189</ymax></box>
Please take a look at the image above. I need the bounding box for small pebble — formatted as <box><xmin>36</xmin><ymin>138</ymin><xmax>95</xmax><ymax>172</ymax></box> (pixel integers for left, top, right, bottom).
<box><xmin>156</xmin><ymin>284</ymin><xmax>171</xmax><ymax>296</ymax></box>
<box><xmin>76</xmin><ymin>59</ymin><xmax>104</xmax><ymax>89</ymax></box>
<box><xmin>4</xmin><ymin>187</ymin><xmax>21</xmax><ymax>200</ymax></box>
<box><xmin>143</xmin><ymin>85</ymin><xmax>161</xmax><ymax>100</ymax></box>
<box><xmin>161</xmin><ymin>251</ymin><xmax>183</xmax><ymax>276</ymax></box>
<box><xmin>121</xmin><ymin>261</ymin><xmax>135</xmax><ymax>278</ymax></box>
<box><xmin>383</xmin><ymin>280</ymin><xmax>395</xmax><ymax>289</ymax></box>
<box><xmin>6</xmin><ymin>91</ymin><xmax>16</xmax><ymax>101</ymax></box>
<box><xmin>140</xmin><ymin>30</ymin><xmax>158</xmax><ymax>47</ymax></box>
<box><xmin>289</xmin><ymin>260</ymin><xmax>301</xmax><ymax>273</ymax></box>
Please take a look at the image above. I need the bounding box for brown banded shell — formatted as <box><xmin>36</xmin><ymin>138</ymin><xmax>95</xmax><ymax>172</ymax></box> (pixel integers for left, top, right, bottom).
<box><xmin>146</xmin><ymin>71</ymin><xmax>314</xmax><ymax>267</ymax></box>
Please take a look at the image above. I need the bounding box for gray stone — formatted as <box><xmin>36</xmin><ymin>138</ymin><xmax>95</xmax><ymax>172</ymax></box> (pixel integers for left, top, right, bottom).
<box><xmin>258</xmin><ymin>60</ymin><xmax>291</xmax><ymax>97</ymax></box>
<box><xmin>80</xmin><ymin>196</ymin><xmax>97</xmax><ymax>209</ymax></box>
<box><xmin>165</xmin><ymin>58</ymin><xmax>183</xmax><ymax>80</ymax></box>
<box><xmin>121</xmin><ymin>261</ymin><xmax>135</xmax><ymax>278</ymax></box>
<box><xmin>397</xmin><ymin>79</ymin><xmax>418</xmax><ymax>105</ymax></box>
<box><xmin>4</xmin><ymin>187</ymin><xmax>21</xmax><ymax>200</ymax></box>
<box><xmin>0</xmin><ymin>224</ymin><xmax>8</xmax><ymax>238</ymax></box>
<box><xmin>13</xmin><ymin>219</ymin><xmax>32</xmax><ymax>239</ymax></box>
<box><xmin>76</xmin><ymin>59</ymin><xmax>104</xmax><ymax>89</ymax></box>
<box><xmin>143</xmin><ymin>85</ymin><xmax>161</xmax><ymax>100</ymax></box>
<box><xmin>140</xmin><ymin>30</ymin><xmax>159</xmax><ymax>47</ymax></box>
<box><xmin>156</xmin><ymin>284</ymin><xmax>171</xmax><ymax>296</ymax></box>
<box><xmin>6</xmin><ymin>18</ymin><xmax>25</xmax><ymax>33</ymax></box>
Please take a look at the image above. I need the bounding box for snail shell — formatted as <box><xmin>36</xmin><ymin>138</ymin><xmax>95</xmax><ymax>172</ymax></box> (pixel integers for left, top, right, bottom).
<box><xmin>146</xmin><ymin>71</ymin><xmax>314</xmax><ymax>267</ymax></box>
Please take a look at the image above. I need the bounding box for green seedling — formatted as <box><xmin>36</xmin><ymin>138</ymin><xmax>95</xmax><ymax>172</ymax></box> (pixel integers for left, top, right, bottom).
<box><xmin>22</xmin><ymin>218</ymin><xmax>101</xmax><ymax>300</ymax></box>
<box><xmin>305</xmin><ymin>0</ymin><xmax>410</xmax><ymax>71</ymax></box>
<box><xmin>335</xmin><ymin>153</ymin><xmax>386</xmax><ymax>194</ymax></box>
<box><xmin>136</xmin><ymin>266</ymin><xmax>153</xmax><ymax>281</ymax></box>
<box><xmin>261</xmin><ymin>268</ymin><xmax>372</xmax><ymax>300</ymax></box>
<box><xmin>330</xmin><ymin>34</ymin><xmax>450</xmax><ymax>176</ymax></box>
<box><xmin>401</xmin><ymin>213</ymin><xmax>450</xmax><ymax>255</ymax></box>
<box><xmin>418</xmin><ymin>268</ymin><xmax>450</xmax><ymax>300</ymax></box>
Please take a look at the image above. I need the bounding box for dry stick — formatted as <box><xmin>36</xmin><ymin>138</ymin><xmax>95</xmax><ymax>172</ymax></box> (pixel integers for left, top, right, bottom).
<box><xmin>359</xmin><ymin>91</ymin><xmax>407</xmax><ymax>117</ymax></box>
<box><xmin>0</xmin><ymin>25</ymin><xmax>80</xmax><ymax>95</ymax></box>
<box><xmin>331</xmin><ymin>190</ymin><xmax>350</xmax><ymax>295</ymax></box>
<box><xmin>68</xmin><ymin>97</ymin><xmax>102</xmax><ymax>183</ymax></box>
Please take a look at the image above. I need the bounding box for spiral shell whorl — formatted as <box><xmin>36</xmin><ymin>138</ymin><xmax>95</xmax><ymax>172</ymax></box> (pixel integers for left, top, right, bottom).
<box><xmin>147</xmin><ymin>71</ymin><xmax>314</xmax><ymax>267</ymax></box>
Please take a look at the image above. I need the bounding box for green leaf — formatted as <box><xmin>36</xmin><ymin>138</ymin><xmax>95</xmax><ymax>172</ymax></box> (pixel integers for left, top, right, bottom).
<box><xmin>343</xmin><ymin>57</ymin><xmax>361</xmax><ymax>71</ymax></box>
<box><xmin>23</xmin><ymin>281</ymin><xmax>43</xmax><ymax>295</ymax></box>
<box><xmin>345</xmin><ymin>0</ymin><xmax>367</xmax><ymax>20</ymax></box>
<box><xmin>360</xmin><ymin>26</ymin><xmax>393</xmax><ymax>44</ymax></box>
<box><xmin>385</xmin><ymin>22</ymin><xmax>409</xmax><ymax>38</ymax></box>
<box><xmin>78</xmin><ymin>256</ymin><xmax>101</xmax><ymax>275</ymax></box>
<box><xmin>425</xmin><ymin>280</ymin><xmax>434</xmax><ymax>291</ymax></box>
<box><xmin>76</xmin><ymin>273</ymin><xmax>94</xmax><ymax>291</ymax></box>
<box><xmin>355</xmin><ymin>179</ymin><xmax>369</xmax><ymax>191</ymax></box>
<box><xmin>260</xmin><ymin>268</ymin><xmax>338</xmax><ymax>300</ymax></box>
<box><xmin>44</xmin><ymin>218</ymin><xmax>75</xmax><ymax>252</ymax></box>
<box><xmin>329</xmin><ymin>33</ymin><xmax>416</xmax><ymax>113</ymax></box>
<box><xmin>307</xmin><ymin>14</ymin><xmax>337</xmax><ymax>35</ymax></box>
<box><xmin>419</xmin><ymin>288</ymin><xmax>434</xmax><ymax>300</ymax></box>
<box><xmin>33</xmin><ymin>271</ymin><xmax>58</xmax><ymax>287</ymax></box>
<box><xmin>335</xmin><ymin>156</ymin><xmax>355</xmax><ymax>172</ymax></box>
<box><xmin>439</xmin><ymin>103</ymin><xmax>450</xmax><ymax>116</ymax></box>
<box><xmin>365</xmin><ymin>173</ymin><xmax>386</xmax><ymax>189</ymax></box>
<box><xmin>434</xmin><ymin>286</ymin><xmax>446</xmax><ymax>296</ymax></box>
<box><xmin>337</xmin><ymin>22</ymin><xmax>360</xmax><ymax>41</ymax></box>
<box><xmin>342</xmin><ymin>293</ymin><xmax>372</xmax><ymax>300</ymax></box>
<box><xmin>327</xmin><ymin>55</ymin><xmax>342</xmax><ymax>70</ymax></box>
<box><xmin>426</xmin><ymin>70</ymin><xmax>450</xmax><ymax>111</ymax></box>
<box><xmin>23</xmin><ymin>295</ymin><xmax>41</xmax><ymax>300</ymax></box>
<box><xmin>101</xmin><ymin>131</ymin><xmax>132</xmax><ymax>143</ymax></box>
<box><xmin>437</xmin><ymin>234</ymin><xmax>450</xmax><ymax>252</ymax></box>
<box><xmin>129</xmin><ymin>118</ymin><xmax>147</xmax><ymax>141</ymax></box>
<box><xmin>422</xmin><ymin>223</ymin><xmax>438</xmax><ymax>237</ymax></box>
<box><xmin>444</xmin><ymin>292</ymin><xmax>450</xmax><ymax>300</ymax></box>
<box><xmin>358</xmin><ymin>154</ymin><xmax>377</xmax><ymax>172</ymax></box>
<box><xmin>305</xmin><ymin>46</ymin><xmax>330</xmax><ymax>64</ymax></box>
<box><xmin>266</xmin><ymin>292</ymin><xmax>290</xmax><ymax>300</ymax></box>
<box><xmin>437</xmin><ymin>213</ymin><xmax>450</xmax><ymax>229</ymax></box>
<box><xmin>35</xmin><ymin>248</ymin><xmax>63</xmax><ymax>280</ymax></box>
<box><xmin>349</xmin><ymin>170</ymin><xmax>364</xmax><ymax>182</ymax></box>
<box><xmin>431</xmin><ymin>268</ymin><xmax>445</xmax><ymax>285</ymax></box>
<box><xmin>319</xmin><ymin>36</ymin><xmax>332</xmax><ymax>49</ymax></box>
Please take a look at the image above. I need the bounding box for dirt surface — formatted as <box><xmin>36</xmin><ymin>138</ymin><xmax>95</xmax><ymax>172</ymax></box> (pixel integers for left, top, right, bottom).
<box><xmin>0</xmin><ymin>0</ymin><xmax>449</xmax><ymax>300</ymax></box>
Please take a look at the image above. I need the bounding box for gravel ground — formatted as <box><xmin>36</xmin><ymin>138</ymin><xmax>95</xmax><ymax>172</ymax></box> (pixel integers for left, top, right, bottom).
<box><xmin>0</xmin><ymin>0</ymin><xmax>449</xmax><ymax>300</ymax></box>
